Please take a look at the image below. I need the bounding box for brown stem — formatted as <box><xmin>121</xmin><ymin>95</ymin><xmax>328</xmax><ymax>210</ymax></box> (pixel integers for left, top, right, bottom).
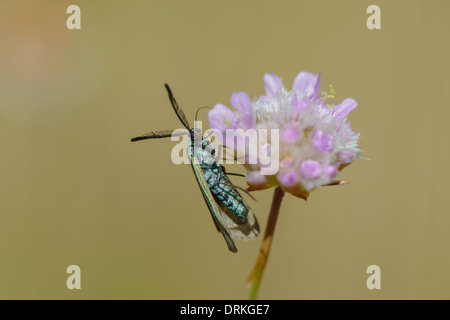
<box><xmin>247</xmin><ymin>186</ymin><xmax>285</xmax><ymax>300</ymax></box>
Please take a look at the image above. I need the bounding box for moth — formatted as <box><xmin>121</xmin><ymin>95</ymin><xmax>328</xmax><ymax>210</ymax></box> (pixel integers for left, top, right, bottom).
<box><xmin>131</xmin><ymin>84</ymin><xmax>259</xmax><ymax>252</ymax></box>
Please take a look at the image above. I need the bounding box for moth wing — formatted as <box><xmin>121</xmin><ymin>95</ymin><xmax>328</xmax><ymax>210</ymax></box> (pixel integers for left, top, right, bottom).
<box><xmin>190</xmin><ymin>156</ymin><xmax>238</xmax><ymax>253</ymax></box>
<box><xmin>216</xmin><ymin>200</ymin><xmax>260</xmax><ymax>241</ymax></box>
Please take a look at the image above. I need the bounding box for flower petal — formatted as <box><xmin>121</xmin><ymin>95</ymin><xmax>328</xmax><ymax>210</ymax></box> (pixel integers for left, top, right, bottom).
<box><xmin>278</xmin><ymin>171</ymin><xmax>299</xmax><ymax>188</ymax></box>
<box><xmin>282</xmin><ymin>127</ymin><xmax>300</xmax><ymax>144</ymax></box>
<box><xmin>246</xmin><ymin>170</ymin><xmax>268</xmax><ymax>188</ymax></box>
<box><xmin>312</xmin><ymin>129</ymin><xmax>334</xmax><ymax>153</ymax></box>
<box><xmin>313</xmin><ymin>73</ymin><xmax>321</xmax><ymax>101</ymax></box>
<box><xmin>324</xmin><ymin>165</ymin><xmax>337</xmax><ymax>178</ymax></box>
<box><xmin>334</xmin><ymin>98</ymin><xmax>358</xmax><ymax>119</ymax></box>
<box><xmin>230</xmin><ymin>91</ymin><xmax>254</xmax><ymax>129</ymax></box>
<box><xmin>230</xmin><ymin>91</ymin><xmax>251</xmax><ymax>110</ymax></box>
<box><xmin>292</xmin><ymin>71</ymin><xmax>321</xmax><ymax>101</ymax></box>
<box><xmin>208</xmin><ymin>103</ymin><xmax>237</xmax><ymax>131</ymax></box>
<box><xmin>337</xmin><ymin>150</ymin><xmax>355</xmax><ymax>163</ymax></box>
<box><xmin>300</xmin><ymin>160</ymin><xmax>322</xmax><ymax>179</ymax></box>
<box><xmin>263</xmin><ymin>73</ymin><xmax>283</xmax><ymax>98</ymax></box>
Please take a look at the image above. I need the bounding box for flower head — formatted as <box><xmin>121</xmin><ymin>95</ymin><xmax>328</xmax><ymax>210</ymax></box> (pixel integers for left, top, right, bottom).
<box><xmin>209</xmin><ymin>71</ymin><xmax>361</xmax><ymax>199</ymax></box>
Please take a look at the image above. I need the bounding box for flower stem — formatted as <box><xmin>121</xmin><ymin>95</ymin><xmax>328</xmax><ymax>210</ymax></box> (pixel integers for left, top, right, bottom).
<box><xmin>247</xmin><ymin>186</ymin><xmax>285</xmax><ymax>300</ymax></box>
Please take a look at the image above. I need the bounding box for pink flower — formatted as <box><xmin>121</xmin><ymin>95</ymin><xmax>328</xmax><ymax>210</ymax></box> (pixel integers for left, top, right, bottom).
<box><xmin>208</xmin><ymin>71</ymin><xmax>361</xmax><ymax>198</ymax></box>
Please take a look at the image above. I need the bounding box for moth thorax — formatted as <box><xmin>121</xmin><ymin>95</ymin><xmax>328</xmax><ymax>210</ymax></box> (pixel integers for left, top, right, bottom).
<box><xmin>191</xmin><ymin>128</ymin><xmax>203</xmax><ymax>142</ymax></box>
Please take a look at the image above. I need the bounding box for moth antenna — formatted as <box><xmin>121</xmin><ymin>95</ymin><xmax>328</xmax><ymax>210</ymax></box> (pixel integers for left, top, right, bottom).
<box><xmin>130</xmin><ymin>130</ymin><xmax>187</xmax><ymax>142</ymax></box>
<box><xmin>195</xmin><ymin>106</ymin><xmax>212</xmax><ymax>122</ymax></box>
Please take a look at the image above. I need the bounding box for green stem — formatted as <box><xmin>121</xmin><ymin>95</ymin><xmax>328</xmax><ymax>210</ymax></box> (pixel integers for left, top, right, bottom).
<box><xmin>248</xmin><ymin>186</ymin><xmax>285</xmax><ymax>300</ymax></box>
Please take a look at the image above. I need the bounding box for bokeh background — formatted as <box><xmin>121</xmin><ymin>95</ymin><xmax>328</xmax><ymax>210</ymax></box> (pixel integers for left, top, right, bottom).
<box><xmin>0</xmin><ymin>0</ymin><xmax>449</xmax><ymax>299</ymax></box>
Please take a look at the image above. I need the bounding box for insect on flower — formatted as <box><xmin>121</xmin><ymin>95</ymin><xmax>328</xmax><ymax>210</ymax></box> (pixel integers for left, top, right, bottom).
<box><xmin>131</xmin><ymin>84</ymin><xmax>260</xmax><ymax>253</ymax></box>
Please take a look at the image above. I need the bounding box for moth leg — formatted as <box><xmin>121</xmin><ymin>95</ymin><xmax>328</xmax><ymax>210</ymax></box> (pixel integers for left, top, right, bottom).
<box><xmin>219</xmin><ymin>165</ymin><xmax>245</xmax><ymax>177</ymax></box>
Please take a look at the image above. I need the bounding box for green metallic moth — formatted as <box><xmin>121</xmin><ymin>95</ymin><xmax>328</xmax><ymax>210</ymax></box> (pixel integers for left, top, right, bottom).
<box><xmin>131</xmin><ymin>84</ymin><xmax>259</xmax><ymax>253</ymax></box>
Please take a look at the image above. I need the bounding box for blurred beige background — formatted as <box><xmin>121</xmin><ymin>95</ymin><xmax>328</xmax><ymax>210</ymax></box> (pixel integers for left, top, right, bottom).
<box><xmin>0</xmin><ymin>0</ymin><xmax>449</xmax><ymax>299</ymax></box>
